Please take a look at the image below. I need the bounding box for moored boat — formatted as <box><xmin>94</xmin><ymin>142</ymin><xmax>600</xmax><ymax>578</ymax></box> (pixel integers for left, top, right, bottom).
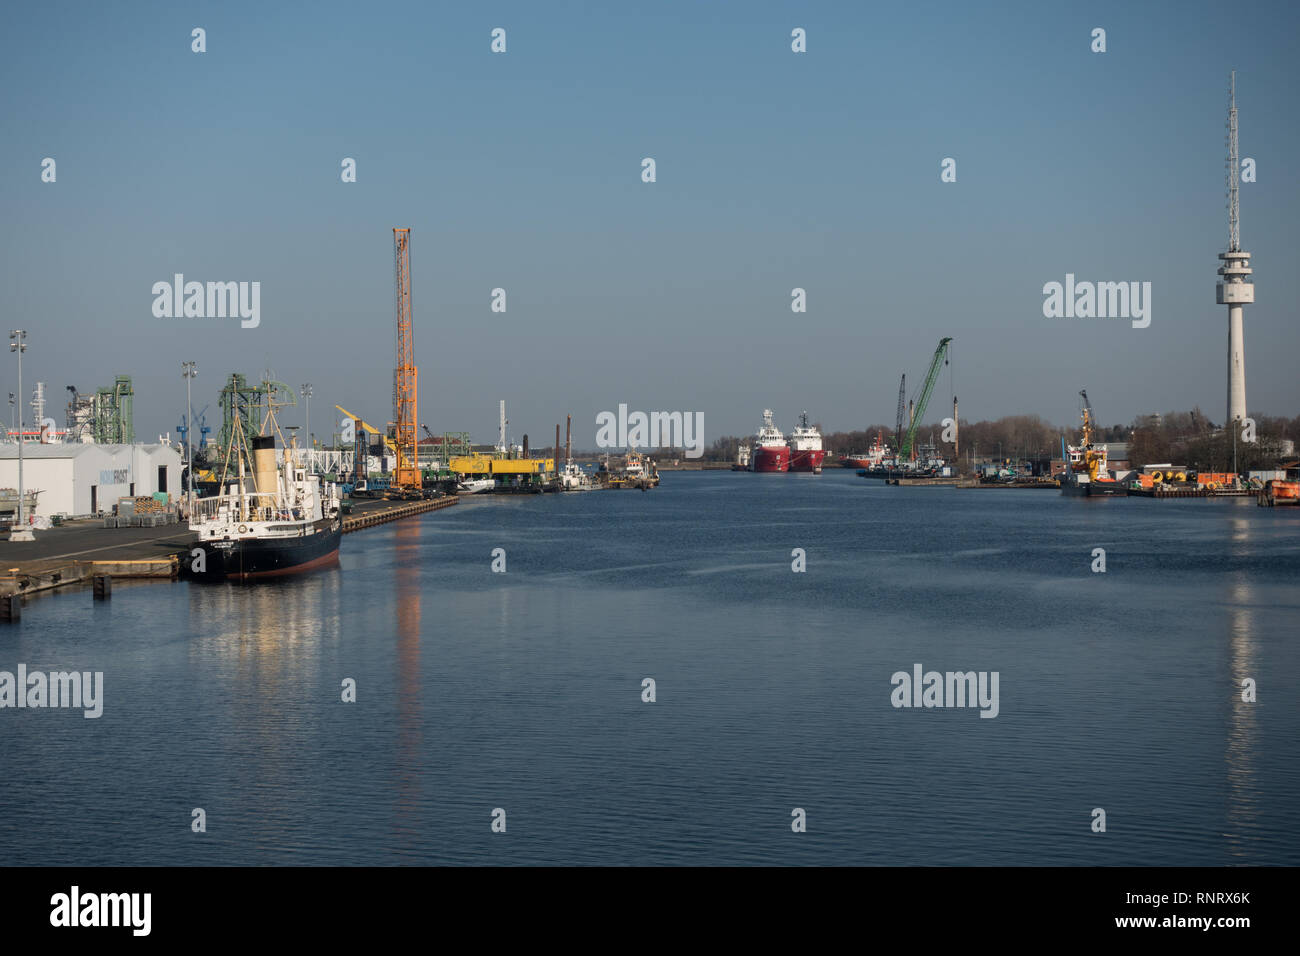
<box><xmin>840</xmin><ymin>432</ymin><xmax>891</xmax><ymax>470</ymax></box>
<box><xmin>787</xmin><ymin>411</ymin><xmax>825</xmax><ymax>473</ymax></box>
<box><xmin>559</xmin><ymin>459</ymin><xmax>592</xmax><ymax>491</ymax></box>
<box><xmin>1060</xmin><ymin>390</ymin><xmax>1125</xmax><ymax>498</ymax></box>
<box><xmin>189</xmin><ymin>431</ymin><xmax>342</xmax><ymax>581</ymax></box>
<box><xmin>456</xmin><ymin>477</ymin><xmax>495</xmax><ymax>494</ymax></box>
<box><xmin>750</xmin><ymin>409</ymin><xmax>789</xmax><ymax>472</ymax></box>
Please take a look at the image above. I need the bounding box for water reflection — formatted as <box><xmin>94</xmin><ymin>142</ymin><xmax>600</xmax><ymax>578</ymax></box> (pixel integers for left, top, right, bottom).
<box><xmin>1224</xmin><ymin>515</ymin><xmax>1258</xmax><ymax>859</ymax></box>
<box><xmin>394</xmin><ymin>519</ymin><xmax>423</xmax><ymax>847</ymax></box>
<box><xmin>184</xmin><ymin>568</ymin><xmax>343</xmax><ymax>851</ymax></box>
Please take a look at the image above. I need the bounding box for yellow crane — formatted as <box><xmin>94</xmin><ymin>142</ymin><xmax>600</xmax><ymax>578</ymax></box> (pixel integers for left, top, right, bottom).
<box><xmin>334</xmin><ymin>404</ymin><xmax>398</xmax><ymax>457</ymax></box>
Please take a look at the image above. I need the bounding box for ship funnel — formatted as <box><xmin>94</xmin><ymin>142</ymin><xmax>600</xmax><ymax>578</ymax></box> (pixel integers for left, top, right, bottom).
<box><xmin>252</xmin><ymin>435</ymin><xmax>279</xmax><ymax>505</ymax></box>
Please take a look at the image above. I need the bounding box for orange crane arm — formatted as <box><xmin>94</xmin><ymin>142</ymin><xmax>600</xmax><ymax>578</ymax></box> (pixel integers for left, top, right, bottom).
<box><xmin>393</xmin><ymin>228</ymin><xmax>420</xmax><ymax>489</ymax></box>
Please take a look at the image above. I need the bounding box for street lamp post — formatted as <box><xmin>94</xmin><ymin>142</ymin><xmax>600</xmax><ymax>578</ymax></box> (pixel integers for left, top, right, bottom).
<box><xmin>182</xmin><ymin>362</ymin><xmax>197</xmax><ymax>517</ymax></box>
<box><xmin>300</xmin><ymin>382</ymin><xmax>312</xmax><ymax>467</ymax></box>
<box><xmin>9</xmin><ymin>331</ymin><xmax>33</xmax><ymax>541</ymax></box>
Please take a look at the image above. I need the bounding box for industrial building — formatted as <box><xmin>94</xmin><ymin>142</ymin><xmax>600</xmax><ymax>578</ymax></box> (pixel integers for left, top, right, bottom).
<box><xmin>0</xmin><ymin>443</ymin><xmax>180</xmax><ymax>518</ymax></box>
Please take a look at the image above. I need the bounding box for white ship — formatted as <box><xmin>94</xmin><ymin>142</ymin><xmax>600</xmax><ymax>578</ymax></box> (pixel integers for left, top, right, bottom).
<box><xmin>456</xmin><ymin>477</ymin><xmax>495</xmax><ymax>494</ymax></box>
<box><xmin>559</xmin><ymin>459</ymin><xmax>592</xmax><ymax>491</ymax></box>
<box><xmin>189</xmin><ymin>431</ymin><xmax>342</xmax><ymax>581</ymax></box>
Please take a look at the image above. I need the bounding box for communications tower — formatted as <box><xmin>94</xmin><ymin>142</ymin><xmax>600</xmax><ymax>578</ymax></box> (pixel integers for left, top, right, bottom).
<box><xmin>1217</xmin><ymin>71</ymin><xmax>1253</xmax><ymax>425</ymax></box>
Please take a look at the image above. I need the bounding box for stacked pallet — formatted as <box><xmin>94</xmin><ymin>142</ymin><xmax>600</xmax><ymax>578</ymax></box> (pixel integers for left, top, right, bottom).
<box><xmin>114</xmin><ymin>496</ymin><xmax>180</xmax><ymax>527</ymax></box>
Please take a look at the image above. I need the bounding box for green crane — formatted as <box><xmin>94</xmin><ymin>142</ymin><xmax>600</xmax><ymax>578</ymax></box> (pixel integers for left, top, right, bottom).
<box><xmin>900</xmin><ymin>337</ymin><xmax>952</xmax><ymax>462</ymax></box>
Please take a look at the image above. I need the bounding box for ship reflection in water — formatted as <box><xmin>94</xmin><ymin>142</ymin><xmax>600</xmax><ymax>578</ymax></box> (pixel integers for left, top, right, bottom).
<box><xmin>1225</xmin><ymin>516</ymin><xmax>1259</xmax><ymax>860</ymax></box>
<box><xmin>184</xmin><ymin>566</ymin><xmax>344</xmax><ymax>856</ymax></box>
<box><xmin>394</xmin><ymin>519</ymin><xmax>423</xmax><ymax>853</ymax></box>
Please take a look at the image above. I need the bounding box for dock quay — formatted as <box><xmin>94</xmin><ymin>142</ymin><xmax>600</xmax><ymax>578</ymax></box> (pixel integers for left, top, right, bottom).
<box><xmin>1128</xmin><ymin>487</ymin><xmax>1209</xmax><ymax>499</ymax></box>
<box><xmin>0</xmin><ymin>496</ymin><xmax>458</xmax><ymax>604</ymax></box>
<box><xmin>885</xmin><ymin>477</ymin><xmax>962</xmax><ymax>487</ymax></box>
<box><xmin>956</xmin><ymin>479</ymin><xmax>1060</xmax><ymax>490</ymax></box>
<box><xmin>342</xmin><ymin>495</ymin><xmax>457</xmax><ymax>531</ymax></box>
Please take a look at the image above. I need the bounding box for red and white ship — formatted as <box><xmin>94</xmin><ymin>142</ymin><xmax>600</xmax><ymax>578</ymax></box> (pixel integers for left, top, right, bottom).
<box><xmin>750</xmin><ymin>409</ymin><xmax>789</xmax><ymax>472</ymax></box>
<box><xmin>787</xmin><ymin>411</ymin><xmax>825</xmax><ymax>473</ymax></box>
<box><xmin>839</xmin><ymin>432</ymin><xmax>891</xmax><ymax>469</ymax></box>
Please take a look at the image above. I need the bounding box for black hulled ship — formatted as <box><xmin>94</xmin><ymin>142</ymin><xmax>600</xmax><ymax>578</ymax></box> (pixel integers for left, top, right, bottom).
<box><xmin>188</xmin><ymin>430</ymin><xmax>342</xmax><ymax>582</ymax></box>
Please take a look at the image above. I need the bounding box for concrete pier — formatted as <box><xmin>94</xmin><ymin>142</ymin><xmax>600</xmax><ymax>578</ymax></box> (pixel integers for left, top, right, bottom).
<box><xmin>0</xmin><ymin>495</ymin><xmax>458</xmax><ymax>601</ymax></box>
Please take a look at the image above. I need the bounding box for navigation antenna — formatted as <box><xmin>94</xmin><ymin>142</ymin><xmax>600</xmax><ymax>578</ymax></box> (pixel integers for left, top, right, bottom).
<box><xmin>1227</xmin><ymin>70</ymin><xmax>1240</xmax><ymax>252</ymax></box>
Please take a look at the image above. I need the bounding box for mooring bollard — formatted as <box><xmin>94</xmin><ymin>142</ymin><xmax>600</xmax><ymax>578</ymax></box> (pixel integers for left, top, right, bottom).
<box><xmin>1</xmin><ymin>593</ymin><xmax>20</xmax><ymax>622</ymax></box>
<box><xmin>93</xmin><ymin>574</ymin><xmax>111</xmax><ymax>600</ymax></box>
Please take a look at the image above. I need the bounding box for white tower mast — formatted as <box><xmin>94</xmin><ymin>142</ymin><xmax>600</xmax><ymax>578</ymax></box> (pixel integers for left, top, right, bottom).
<box><xmin>1217</xmin><ymin>70</ymin><xmax>1253</xmax><ymax>425</ymax></box>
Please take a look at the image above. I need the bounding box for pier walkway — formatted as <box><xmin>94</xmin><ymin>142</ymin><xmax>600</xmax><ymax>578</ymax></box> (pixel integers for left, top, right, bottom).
<box><xmin>0</xmin><ymin>496</ymin><xmax>458</xmax><ymax>600</ymax></box>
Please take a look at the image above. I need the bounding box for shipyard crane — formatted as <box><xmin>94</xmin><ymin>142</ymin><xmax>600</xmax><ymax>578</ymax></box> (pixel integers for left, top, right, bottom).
<box><xmin>894</xmin><ymin>374</ymin><xmax>907</xmax><ymax>455</ymax></box>
<box><xmin>392</xmin><ymin>228</ymin><xmax>421</xmax><ymax>492</ymax></box>
<box><xmin>334</xmin><ymin>404</ymin><xmax>398</xmax><ymax>457</ymax></box>
<box><xmin>1077</xmin><ymin>389</ymin><xmax>1101</xmax><ymax>472</ymax></box>
<box><xmin>1069</xmin><ymin>388</ymin><xmax>1112</xmax><ymax>482</ymax></box>
<box><xmin>899</xmin><ymin>337</ymin><xmax>953</xmax><ymax>462</ymax></box>
<box><xmin>1079</xmin><ymin>389</ymin><xmax>1096</xmax><ymax>446</ymax></box>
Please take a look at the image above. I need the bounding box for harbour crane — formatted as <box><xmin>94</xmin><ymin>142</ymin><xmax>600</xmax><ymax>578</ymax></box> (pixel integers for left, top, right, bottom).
<box><xmin>392</xmin><ymin>228</ymin><xmax>421</xmax><ymax>493</ymax></box>
<box><xmin>899</xmin><ymin>337</ymin><xmax>953</xmax><ymax>462</ymax></box>
<box><xmin>1074</xmin><ymin>389</ymin><xmax>1106</xmax><ymax>479</ymax></box>
<box><xmin>1079</xmin><ymin>389</ymin><xmax>1096</xmax><ymax>446</ymax></box>
<box><xmin>334</xmin><ymin>404</ymin><xmax>398</xmax><ymax>458</ymax></box>
<box><xmin>894</xmin><ymin>374</ymin><xmax>907</xmax><ymax>455</ymax></box>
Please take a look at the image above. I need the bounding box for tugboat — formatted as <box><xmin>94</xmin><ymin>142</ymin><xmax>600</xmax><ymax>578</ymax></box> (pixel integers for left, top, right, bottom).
<box><xmin>623</xmin><ymin>450</ymin><xmax>659</xmax><ymax>486</ymax></box>
<box><xmin>558</xmin><ymin>458</ymin><xmax>592</xmax><ymax>491</ymax></box>
<box><xmin>732</xmin><ymin>444</ymin><xmax>751</xmax><ymax>471</ymax></box>
<box><xmin>750</xmin><ymin>409</ymin><xmax>790</xmax><ymax>472</ymax></box>
<box><xmin>188</xmin><ymin>409</ymin><xmax>342</xmax><ymax>580</ymax></box>
<box><xmin>787</xmin><ymin>411</ymin><xmax>826</xmax><ymax>473</ymax></box>
<box><xmin>840</xmin><ymin>432</ymin><xmax>891</xmax><ymax>470</ymax></box>
<box><xmin>594</xmin><ymin>450</ymin><xmax>660</xmax><ymax>488</ymax></box>
<box><xmin>1060</xmin><ymin>389</ymin><xmax>1125</xmax><ymax>497</ymax></box>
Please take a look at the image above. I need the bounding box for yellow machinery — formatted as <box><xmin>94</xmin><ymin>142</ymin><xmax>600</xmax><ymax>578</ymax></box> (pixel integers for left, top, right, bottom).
<box><xmin>449</xmin><ymin>455</ymin><xmax>554</xmax><ymax>476</ymax></box>
<box><xmin>1073</xmin><ymin>390</ymin><xmax>1109</xmax><ymax>481</ymax></box>
<box><xmin>335</xmin><ymin>404</ymin><xmax>398</xmax><ymax>457</ymax></box>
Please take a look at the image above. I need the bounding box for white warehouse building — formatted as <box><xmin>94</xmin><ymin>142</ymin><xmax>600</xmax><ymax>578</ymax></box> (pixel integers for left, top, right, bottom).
<box><xmin>0</xmin><ymin>443</ymin><xmax>182</xmax><ymax>517</ymax></box>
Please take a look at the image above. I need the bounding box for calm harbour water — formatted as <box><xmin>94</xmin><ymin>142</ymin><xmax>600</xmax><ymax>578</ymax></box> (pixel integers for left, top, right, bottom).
<box><xmin>3</xmin><ymin>469</ymin><xmax>1298</xmax><ymax>865</ymax></box>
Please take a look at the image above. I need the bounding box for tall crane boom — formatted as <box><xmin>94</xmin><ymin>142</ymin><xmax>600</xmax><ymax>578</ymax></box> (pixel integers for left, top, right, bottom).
<box><xmin>1078</xmin><ymin>389</ymin><xmax>1096</xmax><ymax>447</ymax></box>
<box><xmin>894</xmin><ymin>374</ymin><xmax>906</xmax><ymax>452</ymax></box>
<box><xmin>900</xmin><ymin>337</ymin><xmax>952</xmax><ymax>462</ymax></box>
<box><xmin>393</xmin><ymin>228</ymin><xmax>420</xmax><ymax>490</ymax></box>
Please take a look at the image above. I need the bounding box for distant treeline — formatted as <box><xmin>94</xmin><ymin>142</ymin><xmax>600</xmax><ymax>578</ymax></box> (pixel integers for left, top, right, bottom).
<box><xmin>1126</xmin><ymin>410</ymin><xmax>1300</xmax><ymax>472</ymax></box>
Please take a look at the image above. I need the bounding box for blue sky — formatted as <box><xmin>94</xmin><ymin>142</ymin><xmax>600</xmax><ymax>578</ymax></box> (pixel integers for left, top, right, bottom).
<box><xmin>2</xmin><ymin>1</ymin><xmax>1297</xmax><ymax>446</ymax></box>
